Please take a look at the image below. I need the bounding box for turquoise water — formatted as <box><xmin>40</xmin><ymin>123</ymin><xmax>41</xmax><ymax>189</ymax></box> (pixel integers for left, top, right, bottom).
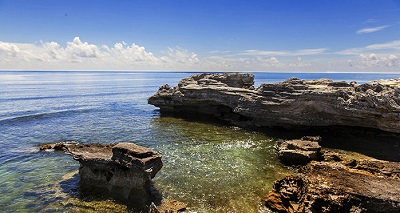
<box><xmin>1</xmin><ymin>71</ymin><xmax>399</xmax><ymax>212</ymax></box>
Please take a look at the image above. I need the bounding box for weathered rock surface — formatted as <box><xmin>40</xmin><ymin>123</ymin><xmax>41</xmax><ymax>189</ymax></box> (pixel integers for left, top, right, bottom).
<box><xmin>40</xmin><ymin>142</ymin><xmax>163</xmax><ymax>211</ymax></box>
<box><xmin>148</xmin><ymin>73</ymin><xmax>400</xmax><ymax>133</ymax></box>
<box><xmin>265</xmin><ymin>161</ymin><xmax>400</xmax><ymax>212</ymax></box>
<box><xmin>276</xmin><ymin>136</ymin><xmax>322</xmax><ymax>165</ymax></box>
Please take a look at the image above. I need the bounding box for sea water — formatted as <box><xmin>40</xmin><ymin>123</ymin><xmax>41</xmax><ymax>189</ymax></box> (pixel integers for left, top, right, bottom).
<box><xmin>0</xmin><ymin>71</ymin><xmax>399</xmax><ymax>212</ymax></box>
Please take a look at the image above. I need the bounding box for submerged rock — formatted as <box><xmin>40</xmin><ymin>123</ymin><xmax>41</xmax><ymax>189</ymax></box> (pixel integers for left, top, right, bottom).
<box><xmin>148</xmin><ymin>73</ymin><xmax>400</xmax><ymax>133</ymax></box>
<box><xmin>40</xmin><ymin>142</ymin><xmax>163</xmax><ymax>211</ymax></box>
<box><xmin>149</xmin><ymin>200</ymin><xmax>187</xmax><ymax>213</ymax></box>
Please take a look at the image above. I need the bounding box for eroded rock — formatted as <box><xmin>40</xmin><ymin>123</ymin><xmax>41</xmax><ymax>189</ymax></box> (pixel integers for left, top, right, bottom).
<box><xmin>40</xmin><ymin>142</ymin><xmax>163</xmax><ymax>211</ymax></box>
<box><xmin>275</xmin><ymin>137</ymin><xmax>322</xmax><ymax>165</ymax></box>
<box><xmin>265</xmin><ymin>161</ymin><xmax>400</xmax><ymax>212</ymax></box>
<box><xmin>148</xmin><ymin>73</ymin><xmax>400</xmax><ymax>133</ymax></box>
<box><xmin>265</xmin><ymin>191</ymin><xmax>295</xmax><ymax>213</ymax></box>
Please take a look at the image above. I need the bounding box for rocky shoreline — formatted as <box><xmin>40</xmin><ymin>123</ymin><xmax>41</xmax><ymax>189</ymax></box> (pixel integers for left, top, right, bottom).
<box><xmin>148</xmin><ymin>73</ymin><xmax>400</xmax><ymax>133</ymax></box>
<box><xmin>148</xmin><ymin>73</ymin><xmax>400</xmax><ymax>212</ymax></box>
<box><xmin>267</xmin><ymin>137</ymin><xmax>400</xmax><ymax>212</ymax></box>
<box><xmin>37</xmin><ymin>73</ymin><xmax>400</xmax><ymax>212</ymax></box>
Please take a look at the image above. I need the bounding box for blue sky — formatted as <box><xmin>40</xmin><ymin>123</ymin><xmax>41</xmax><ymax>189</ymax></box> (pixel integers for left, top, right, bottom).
<box><xmin>0</xmin><ymin>0</ymin><xmax>399</xmax><ymax>71</ymax></box>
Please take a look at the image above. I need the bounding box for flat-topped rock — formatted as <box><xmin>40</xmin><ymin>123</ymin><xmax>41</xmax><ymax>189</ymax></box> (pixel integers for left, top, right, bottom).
<box><xmin>112</xmin><ymin>142</ymin><xmax>163</xmax><ymax>179</ymax></box>
<box><xmin>40</xmin><ymin>142</ymin><xmax>163</xmax><ymax>211</ymax></box>
<box><xmin>149</xmin><ymin>73</ymin><xmax>400</xmax><ymax>133</ymax></box>
<box><xmin>276</xmin><ymin>136</ymin><xmax>322</xmax><ymax>165</ymax></box>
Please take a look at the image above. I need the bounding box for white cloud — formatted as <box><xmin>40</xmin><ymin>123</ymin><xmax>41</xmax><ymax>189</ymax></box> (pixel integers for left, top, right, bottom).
<box><xmin>364</xmin><ymin>19</ymin><xmax>377</xmax><ymax>24</ymax></box>
<box><xmin>0</xmin><ymin>37</ymin><xmax>398</xmax><ymax>72</ymax></box>
<box><xmin>356</xmin><ymin>25</ymin><xmax>389</xmax><ymax>34</ymax></box>
<box><xmin>161</xmin><ymin>47</ymin><xmax>200</xmax><ymax>64</ymax></box>
<box><xmin>208</xmin><ymin>50</ymin><xmax>231</xmax><ymax>54</ymax></box>
<box><xmin>358</xmin><ymin>53</ymin><xmax>399</xmax><ymax>67</ymax></box>
<box><xmin>0</xmin><ymin>42</ymin><xmax>20</xmax><ymax>57</ymax></box>
<box><xmin>42</xmin><ymin>41</ymin><xmax>63</xmax><ymax>60</ymax></box>
<box><xmin>366</xmin><ymin>40</ymin><xmax>400</xmax><ymax>50</ymax></box>
<box><xmin>255</xmin><ymin>56</ymin><xmax>282</xmax><ymax>67</ymax></box>
<box><xmin>103</xmin><ymin>42</ymin><xmax>159</xmax><ymax>64</ymax></box>
<box><xmin>336</xmin><ymin>48</ymin><xmax>363</xmax><ymax>55</ymax></box>
<box><xmin>0</xmin><ymin>38</ymin><xmax>221</xmax><ymax>71</ymax></box>
<box><xmin>337</xmin><ymin>40</ymin><xmax>400</xmax><ymax>55</ymax></box>
<box><xmin>388</xmin><ymin>55</ymin><xmax>398</xmax><ymax>66</ymax></box>
<box><xmin>66</xmin><ymin>37</ymin><xmax>103</xmax><ymax>61</ymax></box>
<box><xmin>239</xmin><ymin>48</ymin><xmax>327</xmax><ymax>57</ymax></box>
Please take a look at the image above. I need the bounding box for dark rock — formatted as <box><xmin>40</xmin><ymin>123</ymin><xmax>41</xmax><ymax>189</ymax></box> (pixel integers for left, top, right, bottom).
<box><xmin>40</xmin><ymin>142</ymin><xmax>163</xmax><ymax>211</ymax></box>
<box><xmin>300</xmin><ymin>136</ymin><xmax>321</xmax><ymax>142</ymax></box>
<box><xmin>348</xmin><ymin>160</ymin><xmax>400</xmax><ymax>179</ymax></box>
<box><xmin>272</xmin><ymin>176</ymin><xmax>306</xmax><ymax>202</ymax></box>
<box><xmin>275</xmin><ymin>137</ymin><xmax>322</xmax><ymax>165</ymax></box>
<box><xmin>265</xmin><ymin>161</ymin><xmax>400</xmax><ymax>212</ymax></box>
<box><xmin>264</xmin><ymin>191</ymin><xmax>295</xmax><ymax>213</ymax></box>
<box><xmin>322</xmin><ymin>151</ymin><xmax>343</xmax><ymax>162</ymax></box>
<box><xmin>148</xmin><ymin>73</ymin><xmax>400</xmax><ymax>133</ymax></box>
<box><xmin>39</xmin><ymin>141</ymin><xmax>78</xmax><ymax>151</ymax></box>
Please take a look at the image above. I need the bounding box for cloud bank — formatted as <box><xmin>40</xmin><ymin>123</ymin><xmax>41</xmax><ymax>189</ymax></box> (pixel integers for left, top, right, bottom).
<box><xmin>0</xmin><ymin>37</ymin><xmax>205</xmax><ymax>71</ymax></box>
<box><xmin>0</xmin><ymin>37</ymin><xmax>399</xmax><ymax>72</ymax></box>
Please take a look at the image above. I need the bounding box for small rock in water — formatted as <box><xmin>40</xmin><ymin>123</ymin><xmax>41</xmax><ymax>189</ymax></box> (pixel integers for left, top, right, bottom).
<box><xmin>275</xmin><ymin>136</ymin><xmax>322</xmax><ymax>165</ymax></box>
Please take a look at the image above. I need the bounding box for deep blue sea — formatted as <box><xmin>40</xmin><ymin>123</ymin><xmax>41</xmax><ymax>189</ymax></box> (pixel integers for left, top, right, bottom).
<box><xmin>1</xmin><ymin>71</ymin><xmax>400</xmax><ymax>212</ymax></box>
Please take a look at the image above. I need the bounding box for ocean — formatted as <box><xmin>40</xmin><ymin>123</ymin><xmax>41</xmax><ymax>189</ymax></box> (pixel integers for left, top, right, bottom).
<box><xmin>1</xmin><ymin>71</ymin><xmax>399</xmax><ymax>212</ymax></box>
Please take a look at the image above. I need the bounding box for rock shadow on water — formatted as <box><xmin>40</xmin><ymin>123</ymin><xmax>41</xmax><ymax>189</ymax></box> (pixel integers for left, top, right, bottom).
<box><xmin>148</xmin><ymin>73</ymin><xmax>400</xmax><ymax>162</ymax></box>
<box><xmin>156</xmin><ymin>109</ymin><xmax>400</xmax><ymax>162</ymax></box>
<box><xmin>257</xmin><ymin>125</ymin><xmax>400</xmax><ymax>162</ymax></box>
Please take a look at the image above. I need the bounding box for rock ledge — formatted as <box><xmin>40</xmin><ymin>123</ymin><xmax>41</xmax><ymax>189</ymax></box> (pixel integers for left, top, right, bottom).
<box><xmin>40</xmin><ymin>142</ymin><xmax>163</xmax><ymax>211</ymax></box>
<box><xmin>149</xmin><ymin>73</ymin><xmax>400</xmax><ymax>133</ymax></box>
<box><xmin>266</xmin><ymin>137</ymin><xmax>400</xmax><ymax>212</ymax></box>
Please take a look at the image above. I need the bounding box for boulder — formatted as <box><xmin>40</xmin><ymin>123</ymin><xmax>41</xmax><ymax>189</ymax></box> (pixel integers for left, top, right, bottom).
<box><xmin>148</xmin><ymin>73</ymin><xmax>400</xmax><ymax>134</ymax></box>
<box><xmin>275</xmin><ymin>137</ymin><xmax>322</xmax><ymax>165</ymax></box>
<box><xmin>40</xmin><ymin>142</ymin><xmax>163</xmax><ymax>211</ymax></box>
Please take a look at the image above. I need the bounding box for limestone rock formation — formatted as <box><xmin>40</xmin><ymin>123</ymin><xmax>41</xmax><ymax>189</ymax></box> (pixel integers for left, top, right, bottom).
<box><xmin>148</xmin><ymin>73</ymin><xmax>400</xmax><ymax>133</ymax></box>
<box><xmin>40</xmin><ymin>142</ymin><xmax>163</xmax><ymax>211</ymax></box>
<box><xmin>265</xmin><ymin>161</ymin><xmax>400</xmax><ymax>212</ymax></box>
<box><xmin>275</xmin><ymin>136</ymin><xmax>322</xmax><ymax>165</ymax></box>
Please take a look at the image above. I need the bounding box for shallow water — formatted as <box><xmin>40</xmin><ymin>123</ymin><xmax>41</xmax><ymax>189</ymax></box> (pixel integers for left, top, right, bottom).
<box><xmin>1</xmin><ymin>71</ymin><xmax>399</xmax><ymax>212</ymax></box>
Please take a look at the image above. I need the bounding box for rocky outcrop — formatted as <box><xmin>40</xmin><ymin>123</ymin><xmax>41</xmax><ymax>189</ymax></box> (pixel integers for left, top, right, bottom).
<box><xmin>268</xmin><ymin>135</ymin><xmax>400</xmax><ymax>212</ymax></box>
<box><xmin>40</xmin><ymin>142</ymin><xmax>163</xmax><ymax>211</ymax></box>
<box><xmin>148</xmin><ymin>73</ymin><xmax>400</xmax><ymax>133</ymax></box>
<box><xmin>275</xmin><ymin>136</ymin><xmax>322</xmax><ymax>165</ymax></box>
<box><xmin>265</xmin><ymin>161</ymin><xmax>400</xmax><ymax>212</ymax></box>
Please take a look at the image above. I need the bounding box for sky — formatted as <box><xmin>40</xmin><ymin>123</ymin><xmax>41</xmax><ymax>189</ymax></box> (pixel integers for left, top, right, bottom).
<box><xmin>0</xmin><ymin>0</ymin><xmax>399</xmax><ymax>72</ymax></box>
